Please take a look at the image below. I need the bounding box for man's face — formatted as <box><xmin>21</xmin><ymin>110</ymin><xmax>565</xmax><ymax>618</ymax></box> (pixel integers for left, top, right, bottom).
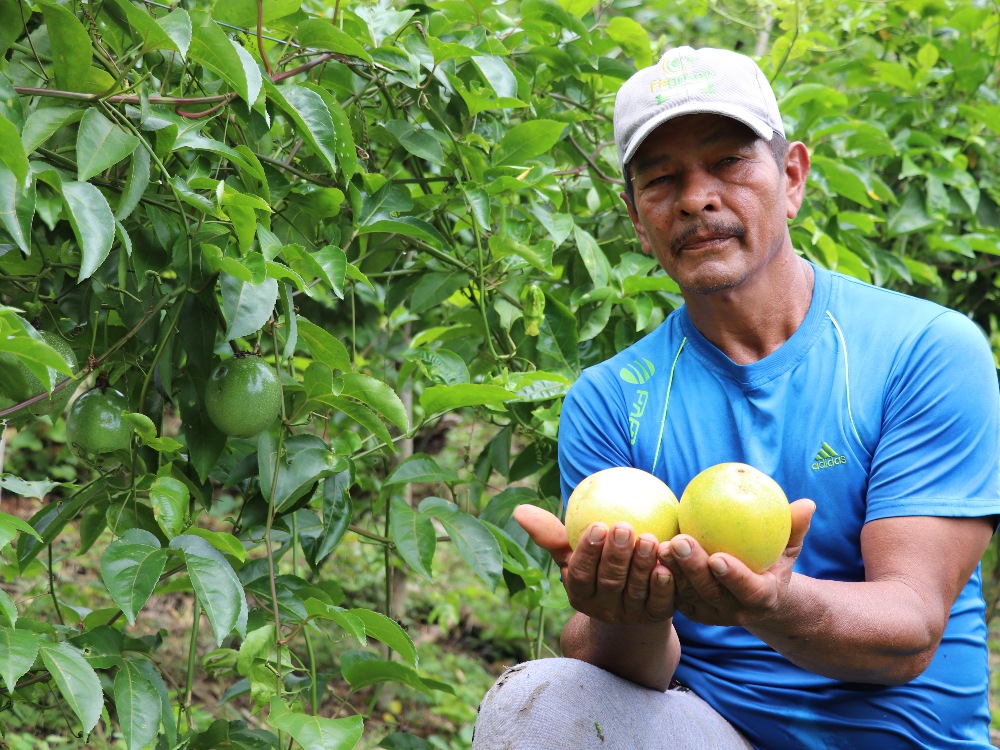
<box><xmin>623</xmin><ymin>113</ymin><xmax>807</xmax><ymax>297</ymax></box>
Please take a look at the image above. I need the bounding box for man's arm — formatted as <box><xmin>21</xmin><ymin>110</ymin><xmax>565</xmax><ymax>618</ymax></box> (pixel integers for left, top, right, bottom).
<box><xmin>513</xmin><ymin>504</ymin><xmax>680</xmax><ymax>691</ymax></box>
<box><xmin>663</xmin><ymin>511</ymin><xmax>995</xmax><ymax>685</ymax></box>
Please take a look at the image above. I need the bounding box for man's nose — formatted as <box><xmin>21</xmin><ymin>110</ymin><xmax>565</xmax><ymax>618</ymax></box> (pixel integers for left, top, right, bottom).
<box><xmin>676</xmin><ymin>169</ymin><xmax>720</xmax><ymax>216</ymax></box>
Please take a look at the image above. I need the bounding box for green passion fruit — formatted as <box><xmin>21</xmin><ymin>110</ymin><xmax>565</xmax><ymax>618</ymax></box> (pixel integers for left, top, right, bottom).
<box><xmin>22</xmin><ymin>332</ymin><xmax>78</xmax><ymax>419</ymax></box>
<box><xmin>204</xmin><ymin>355</ymin><xmax>281</xmax><ymax>438</ymax></box>
<box><xmin>65</xmin><ymin>387</ymin><xmax>132</xmax><ymax>467</ymax></box>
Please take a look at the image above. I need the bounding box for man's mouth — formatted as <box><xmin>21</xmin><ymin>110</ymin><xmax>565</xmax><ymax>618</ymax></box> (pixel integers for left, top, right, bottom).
<box><xmin>670</xmin><ymin>224</ymin><xmax>745</xmax><ymax>255</ymax></box>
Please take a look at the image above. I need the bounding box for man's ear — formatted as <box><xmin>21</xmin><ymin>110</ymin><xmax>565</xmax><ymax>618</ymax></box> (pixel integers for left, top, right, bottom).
<box><xmin>621</xmin><ymin>190</ymin><xmax>653</xmax><ymax>255</ymax></box>
<box><xmin>783</xmin><ymin>142</ymin><xmax>810</xmax><ymax>220</ymax></box>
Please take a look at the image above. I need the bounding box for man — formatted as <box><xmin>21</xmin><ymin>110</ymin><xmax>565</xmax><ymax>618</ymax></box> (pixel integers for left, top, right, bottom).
<box><xmin>472</xmin><ymin>46</ymin><xmax>1000</xmax><ymax>749</ymax></box>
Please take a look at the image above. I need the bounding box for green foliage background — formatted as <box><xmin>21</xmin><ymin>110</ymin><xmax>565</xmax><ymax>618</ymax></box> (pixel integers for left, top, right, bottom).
<box><xmin>0</xmin><ymin>0</ymin><xmax>997</xmax><ymax>747</ymax></box>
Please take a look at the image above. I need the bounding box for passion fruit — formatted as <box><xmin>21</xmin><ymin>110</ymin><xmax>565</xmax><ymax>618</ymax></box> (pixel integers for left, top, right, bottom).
<box><xmin>204</xmin><ymin>354</ymin><xmax>281</xmax><ymax>438</ymax></box>
<box><xmin>565</xmin><ymin>467</ymin><xmax>679</xmax><ymax>549</ymax></box>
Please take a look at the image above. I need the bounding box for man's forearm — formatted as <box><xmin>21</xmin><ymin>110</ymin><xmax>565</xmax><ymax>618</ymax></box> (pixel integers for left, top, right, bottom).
<box><xmin>561</xmin><ymin>612</ymin><xmax>680</xmax><ymax>691</ymax></box>
<box><xmin>747</xmin><ymin>574</ymin><xmax>943</xmax><ymax>685</ymax></box>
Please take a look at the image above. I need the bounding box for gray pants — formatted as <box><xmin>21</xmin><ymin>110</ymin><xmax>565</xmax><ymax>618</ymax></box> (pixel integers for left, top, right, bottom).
<box><xmin>472</xmin><ymin>658</ymin><xmax>754</xmax><ymax>750</ymax></box>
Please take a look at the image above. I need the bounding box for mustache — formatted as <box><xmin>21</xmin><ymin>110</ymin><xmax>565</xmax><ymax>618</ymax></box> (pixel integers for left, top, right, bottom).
<box><xmin>670</xmin><ymin>222</ymin><xmax>746</xmax><ymax>254</ymax></box>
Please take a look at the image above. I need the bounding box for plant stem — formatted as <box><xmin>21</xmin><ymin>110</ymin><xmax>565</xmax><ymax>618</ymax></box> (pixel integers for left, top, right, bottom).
<box><xmin>305</xmin><ymin>627</ymin><xmax>320</xmax><ymax>714</ymax></box>
<box><xmin>182</xmin><ymin>596</ymin><xmax>201</xmax><ymax>729</ymax></box>
<box><xmin>48</xmin><ymin>544</ymin><xmax>64</xmax><ymax>626</ymax></box>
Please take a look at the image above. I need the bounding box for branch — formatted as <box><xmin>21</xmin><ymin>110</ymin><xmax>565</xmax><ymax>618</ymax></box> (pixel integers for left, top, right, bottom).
<box><xmin>13</xmin><ymin>86</ymin><xmax>231</xmax><ymax>106</ymax></box>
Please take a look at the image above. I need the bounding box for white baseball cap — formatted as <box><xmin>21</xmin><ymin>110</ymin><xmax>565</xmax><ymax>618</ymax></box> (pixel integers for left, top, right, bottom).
<box><xmin>614</xmin><ymin>46</ymin><xmax>785</xmax><ymax>174</ymax></box>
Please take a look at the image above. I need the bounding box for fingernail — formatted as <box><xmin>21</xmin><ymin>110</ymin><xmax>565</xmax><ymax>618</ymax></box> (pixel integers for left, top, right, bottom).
<box><xmin>589</xmin><ymin>525</ymin><xmax>607</xmax><ymax>544</ymax></box>
<box><xmin>673</xmin><ymin>539</ymin><xmax>692</xmax><ymax>558</ymax></box>
<box><xmin>709</xmin><ymin>557</ymin><xmax>728</xmax><ymax>576</ymax></box>
<box><xmin>656</xmin><ymin>571</ymin><xmax>670</xmax><ymax>586</ymax></box>
<box><xmin>637</xmin><ymin>539</ymin><xmax>654</xmax><ymax>557</ymax></box>
<box><xmin>613</xmin><ymin>527</ymin><xmax>630</xmax><ymax>546</ymax></box>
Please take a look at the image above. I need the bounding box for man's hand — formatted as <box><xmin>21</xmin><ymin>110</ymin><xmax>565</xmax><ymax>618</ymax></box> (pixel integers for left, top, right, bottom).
<box><xmin>659</xmin><ymin>498</ymin><xmax>816</xmax><ymax>626</ymax></box>
<box><xmin>513</xmin><ymin>504</ymin><xmax>675</xmax><ymax>625</ymax></box>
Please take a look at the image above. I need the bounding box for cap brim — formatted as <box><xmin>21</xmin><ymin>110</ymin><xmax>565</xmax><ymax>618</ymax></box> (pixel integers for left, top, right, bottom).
<box><xmin>621</xmin><ymin>103</ymin><xmax>775</xmax><ymax>170</ymax></box>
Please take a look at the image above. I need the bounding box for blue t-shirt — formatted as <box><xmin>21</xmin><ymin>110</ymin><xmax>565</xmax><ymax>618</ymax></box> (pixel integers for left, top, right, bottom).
<box><xmin>558</xmin><ymin>265</ymin><xmax>1000</xmax><ymax>749</ymax></box>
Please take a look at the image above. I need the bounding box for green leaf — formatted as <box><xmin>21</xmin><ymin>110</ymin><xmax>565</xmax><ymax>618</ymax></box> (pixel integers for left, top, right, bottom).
<box><xmin>606</xmin><ymin>16</ymin><xmax>652</xmax><ymax>68</ymax></box>
<box><xmin>384</xmin><ymin>454</ymin><xmax>460</xmax><ymax>486</ymax></box>
<box><xmin>420</xmin><ymin>497</ymin><xmax>503</xmax><ymax>589</ymax></box>
<box><xmin>0</xmin><ymin>328</ymin><xmax>73</xmax><ymax>391</ymax></box>
<box><xmin>150</xmin><ymin>476</ymin><xmax>189</xmax><ymax>539</ymax></box>
<box><xmin>265</xmin><ymin>81</ymin><xmax>339</xmax><ymax>175</ymax></box>
<box><xmin>38</xmin><ymin>641</ymin><xmax>103</xmax><ymax>735</ymax></box>
<box><xmin>21</xmin><ymin>106</ymin><xmax>84</xmax><ymax>154</ymax></box>
<box><xmin>170</xmin><ymin>534</ymin><xmax>248</xmax><ymax>646</ymax></box>
<box><xmin>409</xmin><ymin>272</ymin><xmax>469</xmax><ymax>314</ymax></box>
<box><xmin>213</xmin><ymin>0</ymin><xmax>302</xmax><ymax>27</ymax></box>
<box><xmin>574</xmin><ymin>225</ymin><xmax>611</xmax><ymax>289</ymax></box>
<box><xmin>340</xmin><ymin>650</ymin><xmax>450</xmax><ymax>695</ymax></box>
<box><xmin>357</xmin><ymin>216</ymin><xmax>449</xmax><ymax>249</ymax></box>
<box><xmin>0</xmin><ymin>115</ymin><xmax>28</xmax><ymax>185</ymax></box>
<box><xmin>221</xmin><ymin>274</ymin><xmax>279</xmax><ymax>341</ymax></box>
<box><xmin>132</xmin><ymin>660</ymin><xmax>177</xmax><ymax>747</ymax></box>
<box><xmin>472</xmin><ymin>55</ymin><xmax>517</xmax><ymax>100</ymax></box>
<box><xmin>302</xmin><ymin>86</ymin><xmax>356</xmax><ymax>183</ymax></box>
<box><xmin>307</xmin><ymin>472</ymin><xmax>352</xmax><ymax>566</ymax></box>
<box><xmin>810</xmin><ymin>155</ymin><xmax>871</xmax><ymax>206</ymax></box>
<box><xmin>114</xmin><ymin>659</ymin><xmax>162</xmax><ymax>750</ymax></box>
<box><xmin>158</xmin><ymin>8</ymin><xmax>192</xmax><ymax>58</ymax></box>
<box><xmin>39</xmin><ymin>1</ymin><xmax>93</xmax><ymax>93</ymax></box>
<box><xmin>339</xmin><ymin>372</ymin><xmax>408</xmax><ymax>431</ymax></box>
<box><xmin>101</xmin><ymin>529</ymin><xmax>168</xmax><ymax>626</ymax></box>
<box><xmin>407</xmin><ymin>347</ymin><xmax>469</xmax><ymax>386</ymax></box>
<box><xmin>62</xmin><ymin>180</ymin><xmax>116</xmax><ymax>280</ymax></box>
<box><xmin>383</xmin><ymin>120</ymin><xmax>445</xmax><ymax>166</ymax></box>
<box><xmin>540</xmin><ymin>293</ymin><xmax>580</xmax><ymax>375</ymax></box>
<box><xmin>267</xmin><ymin>699</ymin><xmax>364</xmax><ymax>750</ymax></box>
<box><xmin>887</xmin><ymin>186</ymin><xmax>938</xmax><ymax>237</ymax></box>
<box><xmin>103</xmin><ymin>0</ymin><xmax>181</xmax><ymax>52</ymax></box>
<box><xmin>346</xmin><ymin>608</ymin><xmax>417</xmax><ymax>666</ymax></box>
<box><xmin>0</xmin><ymin>474</ymin><xmax>62</xmax><ymax>502</ymax></box>
<box><xmin>0</xmin><ymin>0</ymin><xmax>23</xmax><ymax>58</ymax></box>
<box><xmin>0</xmin><ymin>509</ymin><xmax>43</xmax><ymax>548</ymax></box>
<box><xmin>258</xmin><ymin>432</ymin><xmax>344</xmax><ymax>514</ymax></box>
<box><xmin>303</xmin><ymin>600</ymin><xmax>366</xmax><ymax>643</ymax></box>
<box><xmin>184</xmin><ymin>528</ymin><xmax>247</xmax><ymax>563</ymax></box>
<box><xmin>493</xmin><ymin>120</ymin><xmax>566</xmax><ymax>166</ymax></box>
<box><xmin>0</xmin><ymin>162</ymin><xmax>34</xmax><ymax>254</ymax></box>
<box><xmin>0</xmin><ymin>627</ymin><xmax>39</xmax><ymax>693</ymax></box>
<box><xmin>317</xmin><ymin>394</ymin><xmax>394</xmax><ymax>447</ymax></box>
<box><xmin>388</xmin><ymin>496</ymin><xmax>435</xmax><ymax>580</ymax></box>
<box><xmin>0</xmin><ymin>588</ymin><xmax>16</xmax><ymax>627</ymax></box>
<box><xmin>296</xmin><ymin>18</ymin><xmax>373</xmax><ymax>63</ymax></box>
<box><xmin>17</xmin><ymin>493</ymin><xmax>90</xmax><ymax>568</ymax></box>
<box><xmin>419</xmin><ymin>383</ymin><xmax>515</xmax><ymax>415</ymax></box>
<box><xmin>237</xmin><ymin>623</ymin><xmax>276</xmax><ymax>676</ymax></box>
<box><xmin>67</xmin><ymin>626</ymin><xmax>126</xmax><ymax>669</ymax></box>
<box><xmin>116</xmin><ymin>144</ymin><xmax>150</xmax><ymax>221</ymax></box>
<box><xmin>295</xmin><ymin>319</ymin><xmax>352</xmax><ymax>372</ymax></box>
<box><xmin>76</xmin><ymin>108</ymin><xmax>140</xmax><ymax>182</ymax></box>
<box><xmin>188</xmin><ymin>9</ymin><xmax>262</xmax><ymax>104</ymax></box>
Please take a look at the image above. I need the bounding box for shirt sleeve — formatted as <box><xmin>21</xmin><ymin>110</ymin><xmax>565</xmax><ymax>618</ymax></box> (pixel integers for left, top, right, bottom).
<box><xmin>557</xmin><ymin>367</ymin><xmax>634</xmax><ymax>505</ymax></box>
<box><xmin>865</xmin><ymin>310</ymin><xmax>1000</xmax><ymax>522</ymax></box>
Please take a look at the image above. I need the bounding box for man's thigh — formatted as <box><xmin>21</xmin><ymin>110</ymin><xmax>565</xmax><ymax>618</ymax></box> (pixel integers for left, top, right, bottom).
<box><xmin>472</xmin><ymin>658</ymin><xmax>754</xmax><ymax>750</ymax></box>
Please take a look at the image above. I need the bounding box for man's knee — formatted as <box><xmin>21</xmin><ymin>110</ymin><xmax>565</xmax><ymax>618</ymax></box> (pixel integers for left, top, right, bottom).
<box><xmin>472</xmin><ymin>659</ymin><xmax>615</xmax><ymax>748</ymax></box>
<box><xmin>472</xmin><ymin>658</ymin><xmax>753</xmax><ymax>750</ymax></box>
